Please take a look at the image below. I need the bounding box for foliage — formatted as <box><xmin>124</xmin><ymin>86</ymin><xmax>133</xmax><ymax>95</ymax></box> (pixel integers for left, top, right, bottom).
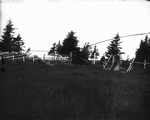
<box><xmin>80</xmin><ymin>42</ymin><xmax>91</xmax><ymax>60</ymax></box>
<box><xmin>55</xmin><ymin>41</ymin><xmax>63</xmax><ymax>55</ymax></box>
<box><xmin>99</xmin><ymin>55</ymin><xmax>106</xmax><ymax>65</ymax></box>
<box><xmin>48</xmin><ymin>42</ymin><xmax>56</xmax><ymax>55</ymax></box>
<box><xmin>0</xmin><ymin>19</ymin><xmax>15</xmax><ymax>52</ymax></box>
<box><xmin>24</xmin><ymin>47</ymin><xmax>31</xmax><ymax>56</ymax></box>
<box><xmin>73</xmin><ymin>42</ymin><xmax>91</xmax><ymax>64</ymax></box>
<box><xmin>90</xmin><ymin>45</ymin><xmax>99</xmax><ymax>59</ymax></box>
<box><xmin>135</xmin><ymin>35</ymin><xmax>150</xmax><ymax>62</ymax></box>
<box><xmin>105</xmin><ymin>34</ymin><xmax>124</xmax><ymax>61</ymax></box>
<box><xmin>49</xmin><ymin>31</ymin><xmax>92</xmax><ymax>64</ymax></box>
<box><xmin>59</xmin><ymin>31</ymin><xmax>79</xmax><ymax>55</ymax></box>
<box><xmin>12</xmin><ymin>34</ymin><xmax>24</xmax><ymax>52</ymax></box>
<box><xmin>0</xmin><ymin>19</ymin><xmax>24</xmax><ymax>53</ymax></box>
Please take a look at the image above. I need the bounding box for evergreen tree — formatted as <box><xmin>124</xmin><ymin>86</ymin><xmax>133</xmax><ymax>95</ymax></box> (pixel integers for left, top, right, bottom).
<box><xmin>12</xmin><ymin>34</ymin><xmax>24</xmax><ymax>52</ymax></box>
<box><xmin>0</xmin><ymin>41</ymin><xmax>2</xmax><ymax>51</ymax></box>
<box><xmin>135</xmin><ymin>35</ymin><xmax>150</xmax><ymax>62</ymax></box>
<box><xmin>90</xmin><ymin>45</ymin><xmax>99</xmax><ymax>59</ymax></box>
<box><xmin>1</xmin><ymin>19</ymin><xmax>15</xmax><ymax>52</ymax></box>
<box><xmin>60</xmin><ymin>31</ymin><xmax>79</xmax><ymax>54</ymax></box>
<box><xmin>73</xmin><ymin>42</ymin><xmax>91</xmax><ymax>64</ymax></box>
<box><xmin>99</xmin><ymin>55</ymin><xmax>106</xmax><ymax>65</ymax></box>
<box><xmin>105</xmin><ymin>34</ymin><xmax>124</xmax><ymax>61</ymax></box>
<box><xmin>49</xmin><ymin>31</ymin><xmax>93</xmax><ymax>64</ymax></box>
<box><xmin>80</xmin><ymin>42</ymin><xmax>91</xmax><ymax>60</ymax></box>
<box><xmin>48</xmin><ymin>42</ymin><xmax>56</xmax><ymax>55</ymax></box>
<box><xmin>54</xmin><ymin>31</ymin><xmax>92</xmax><ymax>64</ymax></box>
<box><xmin>56</xmin><ymin>41</ymin><xmax>63</xmax><ymax>54</ymax></box>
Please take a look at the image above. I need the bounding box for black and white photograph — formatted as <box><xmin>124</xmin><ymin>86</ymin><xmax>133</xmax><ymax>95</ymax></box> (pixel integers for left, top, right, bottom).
<box><xmin>0</xmin><ymin>0</ymin><xmax>150</xmax><ymax>119</ymax></box>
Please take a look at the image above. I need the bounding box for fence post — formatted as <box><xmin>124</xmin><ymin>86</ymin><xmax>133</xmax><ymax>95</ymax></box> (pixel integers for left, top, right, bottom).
<box><xmin>23</xmin><ymin>55</ymin><xmax>25</xmax><ymax>62</ymax></box>
<box><xmin>13</xmin><ymin>52</ymin><xmax>15</xmax><ymax>62</ymax></box>
<box><xmin>144</xmin><ymin>59</ymin><xmax>146</xmax><ymax>69</ymax></box>
<box><xmin>54</xmin><ymin>51</ymin><xmax>56</xmax><ymax>60</ymax></box>
<box><xmin>33</xmin><ymin>56</ymin><xmax>35</xmax><ymax>62</ymax></box>
<box><xmin>43</xmin><ymin>54</ymin><xmax>45</xmax><ymax>61</ymax></box>
<box><xmin>93</xmin><ymin>53</ymin><xmax>96</xmax><ymax>64</ymax></box>
<box><xmin>69</xmin><ymin>51</ymin><xmax>72</xmax><ymax>66</ymax></box>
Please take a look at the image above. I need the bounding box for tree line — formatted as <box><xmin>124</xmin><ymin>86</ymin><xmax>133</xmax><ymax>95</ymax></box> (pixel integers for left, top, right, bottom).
<box><xmin>48</xmin><ymin>31</ymin><xmax>100</xmax><ymax>64</ymax></box>
<box><xmin>48</xmin><ymin>31</ymin><xmax>125</xmax><ymax>64</ymax></box>
<box><xmin>1</xmin><ymin>19</ymin><xmax>150</xmax><ymax>65</ymax></box>
<box><xmin>49</xmin><ymin>30</ymin><xmax>150</xmax><ymax>64</ymax></box>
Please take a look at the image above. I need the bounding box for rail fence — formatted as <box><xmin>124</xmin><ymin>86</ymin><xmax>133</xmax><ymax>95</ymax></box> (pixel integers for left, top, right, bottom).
<box><xmin>0</xmin><ymin>51</ymin><xmax>70</xmax><ymax>66</ymax></box>
<box><xmin>102</xmin><ymin>55</ymin><xmax>150</xmax><ymax>72</ymax></box>
<box><xmin>1</xmin><ymin>51</ymin><xmax>150</xmax><ymax>72</ymax></box>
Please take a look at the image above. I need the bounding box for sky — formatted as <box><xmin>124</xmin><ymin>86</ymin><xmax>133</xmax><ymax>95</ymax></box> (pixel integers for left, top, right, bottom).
<box><xmin>1</xmin><ymin>0</ymin><xmax>150</xmax><ymax>59</ymax></box>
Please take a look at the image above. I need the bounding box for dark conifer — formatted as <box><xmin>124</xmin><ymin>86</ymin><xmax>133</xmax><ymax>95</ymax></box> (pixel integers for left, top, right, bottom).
<box><xmin>60</xmin><ymin>31</ymin><xmax>79</xmax><ymax>54</ymax></box>
<box><xmin>1</xmin><ymin>19</ymin><xmax>15</xmax><ymax>52</ymax></box>
<box><xmin>12</xmin><ymin>34</ymin><xmax>24</xmax><ymax>52</ymax></box>
<box><xmin>135</xmin><ymin>35</ymin><xmax>150</xmax><ymax>62</ymax></box>
<box><xmin>80</xmin><ymin>43</ymin><xmax>91</xmax><ymax>60</ymax></box>
<box><xmin>48</xmin><ymin>42</ymin><xmax>56</xmax><ymax>55</ymax></box>
<box><xmin>105</xmin><ymin>33</ymin><xmax>124</xmax><ymax>61</ymax></box>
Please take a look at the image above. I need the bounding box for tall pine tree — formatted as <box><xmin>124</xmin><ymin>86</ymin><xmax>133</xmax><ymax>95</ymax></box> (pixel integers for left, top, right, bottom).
<box><xmin>1</xmin><ymin>19</ymin><xmax>15</xmax><ymax>52</ymax></box>
<box><xmin>60</xmin><ymin>31</ymin><xmax>79</xmax><ymax>54</ymax></box>
<box><xmin>105</xmin><ymin>34</ymin><xmax>124</xmax><ymax>61</ymax></box>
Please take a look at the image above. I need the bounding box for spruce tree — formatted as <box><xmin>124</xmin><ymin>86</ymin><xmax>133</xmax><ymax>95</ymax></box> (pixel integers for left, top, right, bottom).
<box><xmin>73</xmin><ymin>42</ymin><xmax>91</xmax><ymax>64</ymax></box>
<box><xmin>80</xmin><ymin>42</ymin><xmax>91</xmax><ymax>60</ymax></box>
<box><xmin>12</xmin><ymin>34</ymin><xmax>24</xmax><ymax>52</ymax></box>
<box><xmin>99</xmin><ymin>55</ymin><xmax>106</xmax><ymax>65</ymax></box>
<box><xmin>48</xmin><ymin>42</ymin><xmax>56</xmax><ymax>55</ymax></box>
<box><xmin>1</xmin><ymin>19</ymin><xmax>15</xmax><ymax>52</ymax></box>
<box><xmin>56</xmin><ymin>41</ymin><xmax>63</xmax><ymax>54</ymax></box>
<box><xmin>55</xmin><ymin>31</ymin><xmax>92</xmax><ymax>64</ymax></box>
<box><xmin>105</xmin><ymin>34</ymin><xmax>124</xmax><ymax>61</ymax></box>
<box><xmin>60</xmin><ymin>31</ymin><xmax>79</xmax><ymax>54</ymax></box>
<box><xmin>135</xmin><ymin>35</ymin><xmax>150</xmax><ymax>62</ymax></box>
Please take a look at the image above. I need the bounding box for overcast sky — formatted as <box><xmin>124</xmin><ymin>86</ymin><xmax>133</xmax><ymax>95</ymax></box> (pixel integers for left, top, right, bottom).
<box><xmin>1</xmin><ymin>0</ymin><xmax>150</xmax><ymax>59</ymax></box>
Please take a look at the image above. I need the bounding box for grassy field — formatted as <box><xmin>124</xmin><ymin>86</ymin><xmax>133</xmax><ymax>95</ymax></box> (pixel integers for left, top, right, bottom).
<box><xmin>0</xmin><ymin>60</ymin><xmax>150</xmax><ymax>120</ymax></box>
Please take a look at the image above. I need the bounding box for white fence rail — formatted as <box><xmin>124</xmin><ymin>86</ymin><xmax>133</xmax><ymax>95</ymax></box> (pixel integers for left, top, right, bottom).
<box><xmin>1</xmin><ymin>51</ymin><xmax>150</xmax><ymax>72</ymax></box>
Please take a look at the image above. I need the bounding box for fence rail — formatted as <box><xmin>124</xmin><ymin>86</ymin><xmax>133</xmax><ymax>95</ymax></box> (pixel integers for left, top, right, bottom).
<box><xmin>1</xmin><ymin>51</ymin><xmax>150</xmax><ymax>72</ymax></box>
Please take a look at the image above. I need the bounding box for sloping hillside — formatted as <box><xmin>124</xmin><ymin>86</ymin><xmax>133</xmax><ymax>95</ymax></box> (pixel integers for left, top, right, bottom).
<box><xmin>0</xmin><ymin>61</ymin><xmax>150</xmax><ymax>120</ymax></box>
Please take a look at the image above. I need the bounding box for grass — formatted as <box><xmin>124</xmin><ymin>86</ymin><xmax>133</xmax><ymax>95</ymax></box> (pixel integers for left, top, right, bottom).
<box><xmin>0</xmin><ymin>60</ymin><xmax>150</xmax><ymax>120</ymax></box>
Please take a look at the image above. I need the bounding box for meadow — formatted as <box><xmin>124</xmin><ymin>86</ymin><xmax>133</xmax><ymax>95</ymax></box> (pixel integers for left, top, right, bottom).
<box><xmin>0</xmin><ymin>60</ymin><xmax>150</xmax><ymax>120</ymax></box>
